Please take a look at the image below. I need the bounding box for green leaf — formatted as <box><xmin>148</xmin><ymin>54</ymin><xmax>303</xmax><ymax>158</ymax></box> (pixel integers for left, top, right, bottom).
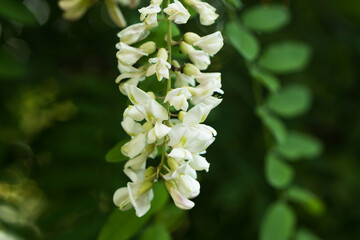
<box><xmin>225</xmin><ymin>21</ymin><xmax>259</xmax><ymax>61</ymax></box>
<box><xmin>0</xmin><ymin>0</ymin><xmax>37</xmax><ymax>25</ymax></box>
<box><xmin>105</xmin><ymin>140</ymin><xmax>128</xmax><ymax>163</ymax></box>
<box><xmin>257</xmin><ymin>107</ymin><xmax>287</xmax><ymax>143</ymax></box>
<box><xmin>276</xmin><ymin>131</ymin><xmax>323</xmax><ymax>161</ymax></box>
<box><xmin>250</xmin><ymin>66</ymin><xmax>281</xmax><ymax>93</ymax></box>
<box><xmin>98</xmin><ymin>182</ymin><xmax>169</xmax><ymax>240</ymax></box>
<box><xmin>265</xmin><ymin>152</ymin><xmax>293</xmax><ymax>189</ymax></box>
<box><xmin>0</xmin><ymin>49</ymin><xmax>27</xmax><ymax>79</ymax></box>
<box><xmin>140</xmin><ymin>224</ymin><xmax>172</xmax><ymax>240</ymax></box>
<box><xmin>294</xmin><ymin>228</ymin><xmax>321</xmax><ymax>240</ymax></box>
<box><xmin>286</xmin><ymin>186</ymin><xmax>325</xmax><ymax>216</ymax></box>
<box><xmin>224</xmin><ymin>0</ymin><xmax>243</xmax><ymax>9</ymax></box>
<box><xmin>242</xmin><ymin>4</ymin><xmax>290</xmax><ymax>32</ymax></box>
<box><xmin>267</xmin><ymin>84</ymin><xmax>312</xmax><ymax>118</ymax></box>
<box><xmin>258</xmin><ymin>42</ymin><xmax>311</xmax><ymax>73</ymax></box>
<box><xmin>260</xmin><ymin>201</ymin><xmax>296</xmax><ymax>240</ymax></box>
<box><xmin>154</xmin><ymin>204</ymin><xmax>187</xmax><ymax>231</ymax></box>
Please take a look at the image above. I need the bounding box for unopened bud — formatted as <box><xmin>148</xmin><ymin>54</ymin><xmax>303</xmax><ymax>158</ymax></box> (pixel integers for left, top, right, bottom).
<box><xmin>183</xmin><ymin>63</ymin><xmax>200</xmax><ymax>76</ymax></box>
<box><xmin>167</xmin><ymin>157</ymin><xmax>179</xmax><ymax>171</ymax></box>
<box><xmin>139</xmin><ymin>41</ymin><xmax>156</xmax><ymax>54</ymax></box>
<box><xmin>147</xmin><ymin>91</ymin><xmax>156</xmax><ymax>99</ymax></box>
<box><xmin>178</xmin><ymin>111</ymin><xmax>186</xmax><ymax>122</ymax></box>
<box><xmin>184</xmin><ymin>32</ymin><xmax>201</xmax><ymax>45</ymax></box>
<box><xmin>157</xmin><ymin>48</ymin><xmax>168</xmax><ymax>60</ymax></box>
<box><xmin>145</xmin><ymin>166</ymin><xmax>156</xmax><ymax>179</ymax></box>
<box><xmin>172</xmin><ymin>60</ymin><xmax>181</xmax><ymax>68</ymax></box>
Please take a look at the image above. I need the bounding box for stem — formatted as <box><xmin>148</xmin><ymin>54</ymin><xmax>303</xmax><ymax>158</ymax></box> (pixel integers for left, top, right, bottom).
<box><xmin>157</xmin><ymin>0</ymin><xmax>173</xmax><ymax>179</ymax></box>
<box><xmin>251</xmin><ymin>72</ymin><xmax>273</xmax><ymax>150</ymax></box>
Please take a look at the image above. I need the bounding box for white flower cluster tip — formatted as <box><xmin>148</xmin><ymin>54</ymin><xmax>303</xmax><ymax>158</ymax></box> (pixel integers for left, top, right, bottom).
<box><xmin>113</xmin><ymin>0</ymin><xmax>223</xmax><ymax>217</ymax></box>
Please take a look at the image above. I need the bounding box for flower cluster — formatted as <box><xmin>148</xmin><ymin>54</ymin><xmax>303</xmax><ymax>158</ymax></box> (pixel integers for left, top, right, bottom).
<box><xmin>113</xmin><ymin>0</ymin><xmax>223</xmax><ymax>217</ymax></box>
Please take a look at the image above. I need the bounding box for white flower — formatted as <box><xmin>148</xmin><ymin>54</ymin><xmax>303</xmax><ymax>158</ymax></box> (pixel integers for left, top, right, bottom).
<box><xmin>165</xmin><ymin>88</ymin><xmax>192</xmax><ymax>111</ymax></box>
<box><xmin>139</xmin><ymin>4</ymin><xmax>161</xmax><ymax>27</ymax></box>
<box><xmin>175</xmin><ymin>71</ymin><xmax>196</xmax><ymax>87</ymax></box>
<box><xmin>117</xmin><ymin>23</ymin><xmax>150</xmax><ymax>45</ymax></box>
<box><xmin>116</xmin><ymin>67</ymin><xmax>147</xmax><ymax>95</ymax></box>
<box><xmin>164</xmin><ymin>164</ymin><xmax>199</xmax><ymax>198</ymax></box>
<box><xmin>180</xmin><ymin>42</ymin><xmax>210</xmax><ymax>70</ymax></box>
<box><xmin>173</xmin><ymin>60</ymin><xmax>196</xmax><ymax>87</ymax></box>
<box><xmin>124</xmin><ymin>145</ymin><xmax>155</xmax><ymax>177</ymax></box>
<box><xmin>193</xmin><ymin>31</ymin><xmax>224</xmax><ymax>56</ymax></box>
<box><xmin>113</xmin><ymin>181</ymin><xmax>154</xmax><ymax>217</ymax></box>
<box><xmin>114</xmin><ymin>146</ymin><xmax>156</xmax><ymax>217</ymax></box>
<box><xmin>147</xmin><ymin>122</ymin><xmax>171</xmax><ymax>144</ymax></box>
<box><xmin>123</xmin><ymin>84</ymin><xmax>168</xmax><ymax>123</ymax></box>
<box><xmin>190</xmin><ymin>154</ymin><xmax>210</xmax><ymax>172</ymax></box>
<box><xmin>168</xmin><ymin>123</ymin><xmax>214</xmax><ymax>161</ymax></box>
<box><xmin>121</xmin><ymin>116</ymin><xmax>144</xmax><ymax>136</ymax></box>
<box><xmin>182</xmin><ymin>66</ymin><xmax>223</xmax><ymax>104</ymax></box>
<box><xmin>184</xmin><ymin>0</ymin><xmax>218</xmax><ymax>26</ymax></box>
<box><xmin>165</xmin><ymin>180</ymin><xmax>195</xmax><ymax>210</ymax></box>
<box><xmin>123</xmin><ymin>105</ymin><xmax>144</xmax><ymax>121</ymax></box>
<box><xmin>116</xmin><ymin>42</ymin><xmax>149</xmax><ymax>66</ymax></box>
<box><xmin>189</xmin><ymin>79</ymin><xmax>223</xmax><ymax>104</ymax></box>
<box><xmin>121</xmin><ymin>133</ymin><xmax>147</xmax><ymax>158</ymax></box>
<box><xmin>164</xmin><ymin>0</ymin><xmax>190</xmax><ymax>24</ymax></box>
<box><xmin>182</xmin><ymin>102</ymin><xmax>216</xmax><ymax>126</ymax></box>
<box><xmin>146</xmin><ymin>48</ymin><xmax>171</xmax><ymax>81</ymax></box>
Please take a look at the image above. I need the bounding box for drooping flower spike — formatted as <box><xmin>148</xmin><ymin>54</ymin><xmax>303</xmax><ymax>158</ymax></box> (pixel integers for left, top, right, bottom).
<box><xmin>112</xmin><ymin>0</ymin><xmax>223</xmax><ymax>217</ymax></box>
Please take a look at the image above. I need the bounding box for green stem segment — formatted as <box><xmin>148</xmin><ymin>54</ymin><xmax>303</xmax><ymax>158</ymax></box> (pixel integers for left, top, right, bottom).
<box><xmin>250</xmin><ymin>75</ymin><xmax>272</xmax><ymax>150</ymax></box>
<box><xmin>157</xmin><ymin>1</ymin><xmax>172</xmax><ymax>179</ymax></box>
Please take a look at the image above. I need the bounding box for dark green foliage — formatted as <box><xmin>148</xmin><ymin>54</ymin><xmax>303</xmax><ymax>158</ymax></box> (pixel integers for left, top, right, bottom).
<box><xmin>1</xmin><ymin>0</ymin><xmax>360</xmax><ymax>240</ymax></box>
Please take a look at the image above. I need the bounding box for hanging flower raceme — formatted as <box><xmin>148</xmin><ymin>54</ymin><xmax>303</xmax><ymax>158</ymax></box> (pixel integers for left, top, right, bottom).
<box><xmin>112</xmin><ymin>0</ymin><xmax>223</xmax><ymax>217</ymax></box>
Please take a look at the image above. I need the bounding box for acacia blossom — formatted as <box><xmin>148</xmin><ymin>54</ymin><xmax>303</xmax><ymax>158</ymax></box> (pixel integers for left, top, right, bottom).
<box><xmin>112</xmin><ymin>0</ymin><xmax>222</xmax><ymax>217</ymax></box>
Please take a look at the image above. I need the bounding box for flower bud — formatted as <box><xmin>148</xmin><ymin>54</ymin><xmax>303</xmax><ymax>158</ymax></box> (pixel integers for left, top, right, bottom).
<box><xmin>145</xmin><ymin>166</ymin><xmax>156</xmax><ymax>179</ymax></box>
<box><xmin>172</xmin><ymin>60</ymin><xmax>181</xmax><ymax>68</ymax></box>
<box><xmin>178</xmin><ymin>111</ymin><xmax>186</xmax><ymax>122</ymax></box>
<box><xmin>184</xmin><ymin>32</ymin><xmax>201</xmax><ymax>45</ymax></box>
<box><xmin>167</xmin><ymin>157</ymin><xmax>179</xmax><ymax>171</ymax></box>
<box><xmin>157</xmin><ymin>48</ymin><xmax>168</xmax><ymax>60</ymax></box>
<box><xmin>183</xmin><ymin>63</ymin><xmax>201</xmax><ymax>76</ymax></box>
<box><xmin>139</xmin><ymin>41</ymin><xmax>157</xmax><ymax>54</ymax></box>
<box><xmin>147</xmin><ymin>91</ymin><xmax>156</xmax><ymax>99</ymax></box>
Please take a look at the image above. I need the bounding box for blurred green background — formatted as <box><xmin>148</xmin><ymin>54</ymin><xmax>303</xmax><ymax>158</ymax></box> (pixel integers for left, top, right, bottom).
<box><xmin>0</xmin><ymin>0</ymin><xmax>360</xmax><ymax>239</ymax></box>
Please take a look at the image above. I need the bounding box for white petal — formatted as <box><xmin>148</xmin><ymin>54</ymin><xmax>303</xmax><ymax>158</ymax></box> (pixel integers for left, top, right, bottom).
<box><xmin>178</xmin><ymin>175</ymin><xmax>200</xmax><ymax>198</ymax></box>
<box><xmin>121</xmin><ymin>116</ymin><xmax>144</xmax><ymax>136</ymax></box>
<box><xmin>121</xmin><ymin>133</ymin><xmax>146</xmax><ymax>158</ymax></box>
<box><xmin>113</xmin><ymin>187</ymin><xmax>132</xmax><ymax>210</ymax></box>
<box><xmin>117</xmin><ymin>23</ymin><xmax>150</xmax><ymax>45</ymax></box>
<box><xmin>128</xmin><ymin>182</ymin><xmax>153</xmax><ymax>217</ymax></box>
<box><xmin>166</xmin><ymin>183</ymin><xmax>195</xmax><ymax>210</ymax></box>
<box><xmin>190</xmin><ymin>154</ymin><xmax>210</xmax><ymax>172</ymax></box>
